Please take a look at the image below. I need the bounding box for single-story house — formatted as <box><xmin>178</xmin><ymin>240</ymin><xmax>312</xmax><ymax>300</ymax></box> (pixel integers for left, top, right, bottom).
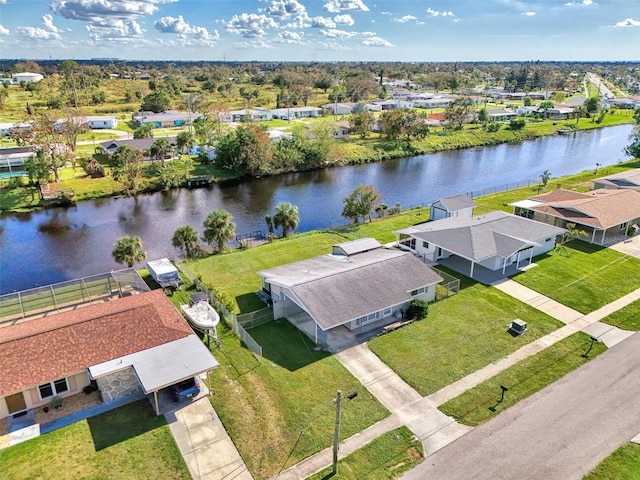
<box><xmin>271</xmin><ymin>106</ymin><xmax>323</xmax><ymax>119</ymax></box>
<box><xmin>257</xmin><ymin>238</ymin><xmax>443</xmax><ymax>344</ymax></box>
<box><xmin>592</xmin><ymin>169</ymin><xmax>640</xmax><ymax>191</ymax></box>
<box><xmin>54</xmin><ymin>116</ymin><xmax>119</xmax><ymax>132</ymax></box>
<box><xmin>226</xmin><ymin>108</ymin><xmax>273</xmax><ymax>123</ymax></box>
<box><xmin>486</xmin><ymin>108</ymin><xmax>518</xmax><ymax>122</ymax></box>
<box><xmin>430</xmin><ymin>194</ymin><xmax>476</xmax><ymax>221</ymax></box>
<box><xmin>132</xmin><ymin>110</ymin><xmax>201</xmax><ymax>128</ymax></box>
<box><xmin>511</xmin><ymin>188</ymin><xmax>640</xmax><ymax>245</ymax></box>
<box><xmin>99</xmin><ymin>137</ymin><xmax>177</xmax><ymax>159</ymax></box>
<box><xmin>0</xmin><ymin>121</ymin><xmax>33</xmax><ymax>137</ymax></box>
<box><xmin>546</xmin><ymin>106</ymin><xmax>574</xmax><ymax>120</ymax></box>
<box><xmin>395</xmin><ymin>211</ymin><xmax>566</xmax><ymax>279</ymax></box>
<box><xmin>0</xmin><ymin>290</ymin><xmax>219</xmax><ymax>420</ymax></box>
<box><xmin>334</xmin><ymin>121</ymin><xmax>351</xmax><ymax>138</ymax></box>
<box><xmin>323</xmin><ymin>103</ymin><xmax>357</xmax><ymax>116</ymax></box>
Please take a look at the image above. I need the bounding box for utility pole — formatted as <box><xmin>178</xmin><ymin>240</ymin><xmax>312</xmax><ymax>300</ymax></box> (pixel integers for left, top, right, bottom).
<box><xmin>332</xmin><ymin>390</ymin><xmax>342</xmax><ymax>475</ymax></box>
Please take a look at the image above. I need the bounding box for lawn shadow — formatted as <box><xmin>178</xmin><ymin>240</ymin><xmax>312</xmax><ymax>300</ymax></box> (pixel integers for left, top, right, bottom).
<box><xmin>249</xmin><ymin>319</ymin><xmax>331</xmax><ymax>371</ymax></box>
<box><xmin>236</xmin><ymin>292</ymin><xmax>267</xmax><ymax>313</ymax></box>
<box><xmin>88</xmin><ymin>400</ymin><xmax>164</xmax><ymax>451</ymax></box>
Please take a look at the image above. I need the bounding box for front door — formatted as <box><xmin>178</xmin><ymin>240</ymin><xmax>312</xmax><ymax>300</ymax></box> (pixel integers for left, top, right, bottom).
<box><xmin>5</xmin><ymin>392</ymin><xmax>27</xmax><ymax>414</ymax></box>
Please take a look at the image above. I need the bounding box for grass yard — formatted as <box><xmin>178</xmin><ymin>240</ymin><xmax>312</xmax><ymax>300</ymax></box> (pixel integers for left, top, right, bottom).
<box><xmin>438</xmin><ymin>332</ymin><xmax>607</xmax><ymax>426</ymax></box>
<box><xmin>368</xmin><ymin>274</ymin><xmax>564</xmax><ymax>397</ymax></box>
<box><xmin>0</xmin><ymin>400</ymin><xmax>189</xmax><ymax>480</ymax></box>
<box><xmin>207</xmin><ymin>320</ymin><xmax>389</xmax><ymax>480</ymax></box>
<box><xmin>187</xmin><ymin>208</ymin><xmax>429</xmax><ymax>313</ymax></box>
<box><xmin>307</xmin><ymin>427</ymin><xmax>424</xmax><ymax>480</ymax></box>
<box><xmin>511</xmin><ymin>240</ymin><xmax>640</xmax><ymax>314</ymax></box>
<box><xmin>584</xmin><ymin>443</ymin><xmax>640</xmax><ymax>480</ymax></box>
<box><xmin>600</xmin><ymin>299</ymin><xmax>640</xmax><ymax>331</ymax></box>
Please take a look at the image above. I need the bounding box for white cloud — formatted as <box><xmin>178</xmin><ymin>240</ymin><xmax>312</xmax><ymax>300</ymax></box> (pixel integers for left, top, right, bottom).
<box><xmin>0</xmin><ymin>24</ymin><xmax>10</xmax><ymax>35</ymax></box>
<box><xmin>51</xmin><ymin>0</ymin><xmax>177</xmax><ymax>42</ymax></box>
<box><xmin>154</xmin><ymin>16</ymin><xmax>219</xmax><ymax>45</ymax></box>
<box><xmin>319</xmin><ymin>28</ymin><xmax>375</xmax><ymax>39</ymax></box>
<box><xmin>17</xmin><ymin>14</ymin><xmax>63</xmax><ymax>41</ymax></box>
<box><xmin>523</xmin><ymin>11</ymin><xmax>536</xmax><ymax>16</ymax></box>
<box><xmin>235</xmin><ymin>39</ymin><xmax>272</xmax><ymax>49</ymax></box>
<box><xmin>275</xmin><ymin>30</ymin><xmax>305</xmax><ymax>44</ymax></box>
<box><xmin>564</xmin><ymin>0</ymin><xmax>594</xmax><ymax>6</ymax></box>
<box><xmin>226</xmin><ymin>13</ymin><xmax>278</xmax><ymax>38</ymax></box>
<box><xmin>324</xmin><ymin>0</ymin><xmax>369</xmax><ymax>14</ymax></box>
<box><xmin>334</xmin><ymin>14</ymin><xmax>355</xmax><ymax>26</ymax></box>
<box><xmin>614</xmin><ymin>18</ymin><xmax>640</xmax><ymax>27</ymax></box>
<box><xmin>362</xmin><ymin>37</ymin><xmax>393</xmax><ymax>47</ymax></box>
<box><xmin>311</xmin><ymin>16</ymin><xmax>336</xmax><ymax>28</ymax></box>
<box><xmin>266</xmin><ymin>0</ymin><xmax>310</xmax><ymax>27</ymax></box>
<box><xmin>426</xmin><ymin>8</ymin><xmax>454</xmax><ymax>17</ymax></box>
<box><xmin>392</xmin><ymin>15</ymin><xmax>417</xmax><ymax>23</ymax></box>
<box><xmin>380</xmin><ymin>11</ymin><xmax>392</xmax><ymax>16</ymax></box>
<box><xmin>0</xmin><ymin>0</ymin><xmax>7</xmax><ymax>4</ymax></box>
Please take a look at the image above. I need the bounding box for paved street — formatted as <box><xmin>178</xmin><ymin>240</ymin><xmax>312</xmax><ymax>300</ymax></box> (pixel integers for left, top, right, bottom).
<box><xmin>401</xmin><ymin>332</ymin><xmax>640</xmax><ymax>480</ymax></box>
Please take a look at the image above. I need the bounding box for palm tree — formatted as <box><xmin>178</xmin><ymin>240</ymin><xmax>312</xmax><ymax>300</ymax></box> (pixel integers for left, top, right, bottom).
<box><xmin>149</xmin><ymin>137</ymin><xmax>172</xmax><ymax>166</ymax></box>
<box><xmin>202</xmin><ymin>209</ymin><xmax>236</xmax><ymax>252</ymax></box>
<box><xmin>574</xmin><ymin>105</ymin><xmax>588</xmax><ymax>125</ymax></box>
<box><xmin>273</xmin><ymin>202</ymin><xmax>300</xmax><ymax>238</ymax></box>
<box><xmin>112</xmin><ymin>236</ymin><xmax>146</xmax><ymax>268</ymax></box>
<box><xmin>176</xmin><ymin>131</ymin><xmax>195</xmax><ymax>156</ymax></box>
<box><xmin>540</xmin><ymin>170</ymin><xmax>551</xmax><ymax>188</ymax></box>
<box><xmin>172</xmin><ymin>225</ymin><xmax>200</xmax><ymax>258</ymax></box>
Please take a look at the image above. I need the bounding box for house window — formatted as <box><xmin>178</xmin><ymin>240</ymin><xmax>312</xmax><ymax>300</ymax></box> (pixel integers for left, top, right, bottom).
<box><xmin>411</xmin><ymin>286</ymin><xmax>427</xmax><ymax>296</ymax></box>
<box><xmin>38</xmin><ymin>378</ymin><xmax>69</xmax><ymax>400</ymax></box>
<box><xmin>422</xmin><ymin>241</ymin><xmax>429</xmax><ymax>249</ymax></box>
<box><xmin>356</xmin><ymin>315</ymin><xmax>368</xmax><ymax>326</ymax></box>
<box><xmin>545</xmin><ymin>238</ymin><xmax>552</xmax><ymax>242</ymax></box>
<box><xmin>368</xmin><ymin>312</ymin><xmax>380</xmax><ymax>321</ymax></box>
<box><xmin>383</xmin><ymin>308</ymin><xmax>392</xmax><ymax>317</ymax></box>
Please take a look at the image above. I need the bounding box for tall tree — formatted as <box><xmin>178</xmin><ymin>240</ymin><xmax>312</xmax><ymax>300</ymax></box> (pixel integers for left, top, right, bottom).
<box><xmin>202</xmin><ymin>209</ymin><xmax>236</xmax><ymax>252</ymax></box>
<box><xmin>111</xmin><ymin>145</ymin><xmax>143</xmax><ymax>193</ymax></box>
<box><xmin>273</xmin><ymin>202</ymin><xmax>299</xmax><ymax>238</ymax></box>
<box><xmin>538</xmin><ymin>100</ymin><xmax>555</xmax><ymax>119</ymax></box>
<box><xmin>112</xmin><ymin>236</ymin><xmax>146</xmax><ymax>267</ymax></box>
<box><xmin>172</xmin><ymin>225</ymin><xmax>200</xmax><ymax>258</ymax></box>
<box><xmin>350</xmin><ymin>111</ymin><xmax>375</xmax><ymax>138</ymax></box>
<box><xmin>133</xmin><ymin>123</ymin><xmax>154</xmax><ymax>139</ymax></box>
<box><xmin>342</xmin><ymin>184</ymin><xmax>382</xmax><ymax>224</ymax></box>
<box><xmin>176</xmin><ymin>131</ymin><xmax>195</xmax><ymax>155</ymax></box>
<box><xmin>215</xmin><ymin>124</ymin><xmax>274</xmax><ymax>176</ymax></box>
<box><xmin>444</xmin><ymin>97</ymin><xmax>474</xmax><ymax>130</ymax></box>
<box><xmin>623</xmin><ymin>124</ymin><xmax>640</xmax><ymax>159</ymax></box>
<box><xmin>149</xmin><ymin>137</ymin><xmax>172</xmax><ymax>166</ymax></box>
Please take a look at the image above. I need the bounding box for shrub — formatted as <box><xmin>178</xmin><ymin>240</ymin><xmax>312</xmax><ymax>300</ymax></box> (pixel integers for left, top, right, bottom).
<box><xmin>486</xmin><ymin>123</ymin><xmax>501</xmax><ymax>133</ymax></box>
<box><xmin>406</xmin><ymin>299</ymin><xmax>429</xmax><ymax>320</ymax></box>
<box><xmin>80</xmin><ymin>157</ymin><xmax>106</xmax><ymax>178</ymax></box>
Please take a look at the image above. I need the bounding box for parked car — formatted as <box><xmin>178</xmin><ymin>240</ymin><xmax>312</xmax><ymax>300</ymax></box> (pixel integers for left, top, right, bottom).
<box><xmin>169</xmin><ymin>377</ymin><xmax>200</xmax><ymax>402</ymax></box>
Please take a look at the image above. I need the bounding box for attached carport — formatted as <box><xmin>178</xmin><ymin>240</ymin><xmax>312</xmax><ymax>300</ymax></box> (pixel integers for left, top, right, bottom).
<box><xmin>89</xmin><ymin>335</ymin><xmax>219</xmax><ymax>415</ymax></box>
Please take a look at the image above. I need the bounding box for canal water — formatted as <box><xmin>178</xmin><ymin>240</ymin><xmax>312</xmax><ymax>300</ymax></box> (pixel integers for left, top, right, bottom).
<box><xmin>0</xmin><ymin>124</ymin><xmax>633</xmax><ymax>294</ymax></box>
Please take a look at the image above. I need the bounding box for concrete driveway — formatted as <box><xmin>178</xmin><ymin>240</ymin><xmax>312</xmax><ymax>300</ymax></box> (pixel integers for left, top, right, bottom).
<box><xmin>401</xmin><ymin>332</ymin><xmax>640</xmax><ymax>480</ymax></box>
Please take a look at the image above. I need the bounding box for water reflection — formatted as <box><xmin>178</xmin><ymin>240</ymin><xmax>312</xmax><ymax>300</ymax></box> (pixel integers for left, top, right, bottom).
<box><xmin>0</xmin><ymin>124</ymin><xmax>633</xmax><ymax>293</ymax></box>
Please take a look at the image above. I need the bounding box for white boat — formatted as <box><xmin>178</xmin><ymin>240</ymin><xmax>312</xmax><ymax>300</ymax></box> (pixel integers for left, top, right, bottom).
<box><xmin>181</xmin><ymin>301</ymin><xmax>220</xmax><ymax>333</ymax></box>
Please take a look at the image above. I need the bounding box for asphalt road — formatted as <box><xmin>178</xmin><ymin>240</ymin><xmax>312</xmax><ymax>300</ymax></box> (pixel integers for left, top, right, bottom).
<box><xmin>402</xmin><ymin>332</ymin><xmax>640</xmax><ymax>480</ymax></box>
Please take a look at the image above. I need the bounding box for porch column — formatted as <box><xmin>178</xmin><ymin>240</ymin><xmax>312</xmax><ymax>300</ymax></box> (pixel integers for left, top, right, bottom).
<box><xmin>502</xmin><ymin>257</ymin><xmax>507</xmax><ymax>274</ymax></box>
<box><xmin>470</xmin><ymin>261</ymin><xmax>475</xmax><ymax>278</ymax></box>
<box><xmin>591</xmin><ymin>229</ymin><xmax>596</xmax><ymax>244</ymax></box>
<box><xmin>529</xmin><ymin>248</ymin><xmax>533</xmax><ymax>264</ymax></box>
<box><xmin>315</xmin><ymin>323</ymin><xmax>318</xmax><ymax>344</ymax></box>
<box><xmin>154</xmin><ymin>391</ymin><xmax>159</xmax><ymax>415</ymax></box>
<box><xmin>602</xmin><ymin>229</ymin><xmax>606</xmax><ymax>245</ymax></box>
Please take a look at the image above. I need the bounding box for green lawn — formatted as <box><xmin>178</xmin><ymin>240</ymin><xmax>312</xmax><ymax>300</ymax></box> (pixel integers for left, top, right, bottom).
<box><xmin>584</xmin><ymin>443</ymin><xmax>640</xmax><ymax>480</ymax></box>
<box><xmin>368</xmin><ymin>274</ymin><xmax>564</xmax><ymax>397</ymax></box>
<box><xmin>187</xmin><ymin>208</ymin><xmax>430</xmax><ymax>313</ymax></box>
<box><xmin>208</xmin><ymin>320</ymin><xmax>389</xmax><ymax>480</ymax></box>
<box><xmin>438</xmin><ymin>332</ymin><xmax>607</xmax><ymax>426</ymax></box>
<box><xmin>600</xmin><ymin>299</ymin><xmax>640</xmax><ymax>331</ymax></box>
<box><xmin>0</xmin><ymin>400</ymin><xmax>189</xmax><ymax>479</ymax></box>
<box><xmin>511</xmin><ymin>241</ymin><xmax>640</xmax><ymax>314</ymax></box>
<box><xmin>307</xmin><ymin>427</ymin><xmax>424</xmax><ymax>480</ymax></box>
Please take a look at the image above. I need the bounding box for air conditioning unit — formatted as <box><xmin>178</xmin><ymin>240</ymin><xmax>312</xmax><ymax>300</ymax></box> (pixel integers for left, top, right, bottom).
<box><xmin>509</xmin><ymin>319</ymin><xmax>528</xmax><ymax>335</ymax></box>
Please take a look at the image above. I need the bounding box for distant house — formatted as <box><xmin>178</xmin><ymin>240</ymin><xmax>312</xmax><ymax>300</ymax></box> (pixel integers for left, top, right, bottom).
<box><xmin>257</xmin><ymin>238</ymin><xmax>443</xmax><ymax>345</ymax></box>
<box><xmin>395</xmin><ymin>211</ymin><xmax>565</xmax><ymax>279</ymax></box>
<box><xmin>55</xmin><ymin>116</ymin><xmax>118</xmax><ymax>132</ymax></box>
<box><xmin>334</xmin><ymin>121</ymin><xmax>351</xmax><ymax>138</ymax></box>
<box><xmin>511</xmin><ymin>189</ymin><xmax>640</xmax><ymax>245</ymax></box>
<box><xmin>486</xmin><ymin>108</ymin><xmax>518</xmax><ymax>122</ymax></box>
<box><xmin>430</xmin><ymin>194</ymin><xmax>476</xmax><ymax>221</ymax></box>
<box><xmin>271</xmin><ymin>106</ymin><xmax>322</xmax><ymax>119</ymax></box>
<box><xmin>593</xmin><ymin>169</ymin><xmax>640</xmax><ymax>191</ymax></box>
<box><xmin>0</xmin><ymin>289</ymin><xmax>219</xmax><ymax>420</ymax></box>
<box><xmin>99</xmin><ymin>137</ymin><xmax>177</xmax><ymax>159</ymax></box>
<box><xmin>132</xmin><ymin>110</ymin><xmax>201</xmax><ymax>128</ymax></box>
<box><xmin>0</xmin><ymin>121</ymin><xmax>33</xmax><ymax>137</ymax></box>
<box><xmin>323</xmin><ymin>103</ymin><xmax>357</xmax><ymax>116</ymax></box>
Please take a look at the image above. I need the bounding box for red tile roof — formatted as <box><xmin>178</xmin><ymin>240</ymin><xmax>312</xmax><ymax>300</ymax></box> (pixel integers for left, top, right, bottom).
<box><xmin>0</xmin><ymin>290</ymin><xmax>193</xmax><ymax>397</ymax></box>
<box><xmin>529</xmin><ymin>189</ymin><xmax>640</xmax><ymax>229</ymax></box>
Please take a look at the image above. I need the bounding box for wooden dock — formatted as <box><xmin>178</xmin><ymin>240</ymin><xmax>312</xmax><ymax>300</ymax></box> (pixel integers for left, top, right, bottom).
<box><xmin>186</xmin><ymin>175</ymin><xmax>213</xmax><ymax>188</ymax></box>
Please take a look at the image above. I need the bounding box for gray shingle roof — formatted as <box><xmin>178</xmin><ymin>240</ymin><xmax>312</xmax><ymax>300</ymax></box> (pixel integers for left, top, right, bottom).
<box><xmin>333</xmin><ymin>238</ymin><xmax>381</xmax><ymax>256</ymax></box>
<box><xmin>437</xmin><ymin>194</ymin><xmax>476</xmax><ymax>212</ymax></box>
<box><xmin>258</xmin><ymin>248</ymin><xmax>442</xmax><ymax>331</ymax></box>
<box><xmin>397</xmin><ymin>211</ymin><xmax>565</xmax><ymax>261</ymax></box>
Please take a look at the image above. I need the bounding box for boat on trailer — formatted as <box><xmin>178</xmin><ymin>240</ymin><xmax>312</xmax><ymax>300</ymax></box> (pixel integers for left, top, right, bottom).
<box><xmin>181</xmin><ymin>299</ymin><xmax>220</xmax><ymax>335</ymax></box>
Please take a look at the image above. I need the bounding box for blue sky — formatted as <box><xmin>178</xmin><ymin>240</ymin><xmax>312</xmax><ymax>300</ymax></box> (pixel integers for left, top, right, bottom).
<box><xmin>0</xmin><ymin>1</ymin><xmax>638</xmax><ymax>61</ymax></box>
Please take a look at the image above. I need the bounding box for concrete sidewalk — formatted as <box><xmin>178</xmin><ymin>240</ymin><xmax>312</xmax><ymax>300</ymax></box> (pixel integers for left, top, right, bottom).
<box><xmin>167</xmin><ymin>397</ymin><xmax>253</xmax><ymax>480</ymax></box>
<box><xmin>272</xmin><ymin>282</ymin><xmax>640</xmax><ymax>480</ymax></box>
